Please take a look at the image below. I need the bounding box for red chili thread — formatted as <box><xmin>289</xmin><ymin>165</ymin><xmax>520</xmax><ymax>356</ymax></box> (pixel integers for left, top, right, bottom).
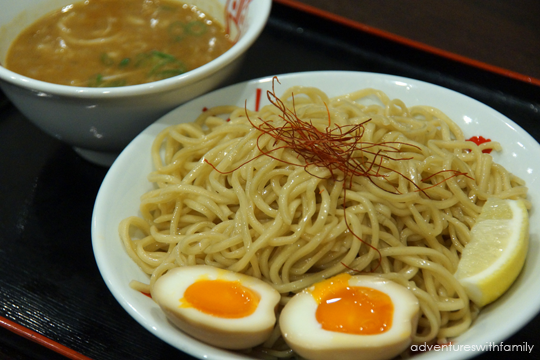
<box><xmin>420</xmin><ymin>170</ymin><xmax>474</xmax><ymax>190</ymax></box>
<box><xmin>205</xmin><ymin>76</ymin><xmax>474</xmax><ymax>273</ymax></box>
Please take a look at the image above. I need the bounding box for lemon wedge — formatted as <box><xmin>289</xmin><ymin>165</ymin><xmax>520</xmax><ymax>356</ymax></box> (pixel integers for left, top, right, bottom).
<box><xmin>455</xmin><ymin>198</ymin><xmax>529</xmax><ymax>307</ymax></box>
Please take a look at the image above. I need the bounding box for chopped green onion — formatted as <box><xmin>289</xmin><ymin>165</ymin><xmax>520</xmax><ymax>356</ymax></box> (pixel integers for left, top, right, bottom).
<box><xmin>148</xmin><ymin>58</ymin><xmax>186</xmax><ymax>77</ymax></box>
<box><xmin>119</xmin><ymin>58</ymin><xmax>131</xmax><ymax>68</ymax></box>
<box><xmin>87</xmin><ymin>74</ymin><xmax>127</xmax><ymax>87</ymax></box>
<box><xmin>186</xmin><ymin>20</ymin><xmax>207</xmax><ymax>36</ymax></box>
<box><xmin>155</xmin><ymin>68</ymin><xmax>186</xmax><ymax>79</ymax></box>
<box><xmin>134</xmin><ymin>52</ymin><xmax>152</xmax><ymax>67</ymax></box>
<box><xmin>100</xmin><ymin>53</ymin><xmax>115</xmax><ymax>66</ymax></box>
<box><xmin>88</xmin><ymin>74</ymin><xmax>104</xmax><ymax>87</ymax></box>
<box><xmin>151</xmin><ymin>51</ymin><xmax>177</xmax><ymax>61</ymax></box>
<box><xmin>116</xmin><ymin>51</ymin><xmax>187</xmax><ymax>81</ymax></box>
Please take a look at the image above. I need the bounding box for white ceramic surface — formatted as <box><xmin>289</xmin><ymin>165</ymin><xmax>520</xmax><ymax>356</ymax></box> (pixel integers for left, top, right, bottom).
<box><xmin>92</xmin><ymin>71</ymin><xmax>540</xmax><ymax>360</ymax></box>
<box><xmin>0</xmin><ymin>0</ymin><xmax>271</xmax><ymax>166</ymax></box>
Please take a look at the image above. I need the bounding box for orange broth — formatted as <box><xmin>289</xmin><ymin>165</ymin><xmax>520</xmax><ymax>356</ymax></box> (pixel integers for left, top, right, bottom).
<box><xmin>5</xmin><ymin>0</ymin><xmax>233</xmax><ymax>87</ymax></box>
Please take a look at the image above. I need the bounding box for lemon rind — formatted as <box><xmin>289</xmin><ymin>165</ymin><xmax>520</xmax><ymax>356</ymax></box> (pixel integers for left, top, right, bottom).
<box><xmin>456</xmin><ymin>199</ymin><xmax>529</xmax><ymax>307</ymax></box>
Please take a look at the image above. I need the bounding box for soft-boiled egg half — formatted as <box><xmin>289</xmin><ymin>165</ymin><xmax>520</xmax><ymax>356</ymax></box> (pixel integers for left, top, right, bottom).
<box><xmin>151</xmin><ymin>265</ymin><xmax>281</xmax><ymax>349</ymax></box>
<box><xmin>280</xmin><ymin>273</ymin><xmax>420</xmax><ymax>360</ymax></box>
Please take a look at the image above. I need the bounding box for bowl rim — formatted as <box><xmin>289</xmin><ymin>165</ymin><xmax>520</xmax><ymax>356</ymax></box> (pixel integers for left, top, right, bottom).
<box><xmin>0</xmin><ymin>0</ymin><xmax>272</xmax><ymax>99</ymax></box>
<box><xmin>92</xmin><ymin>70</ymin><xmax>540</xmax><ymax>360</ymax></box>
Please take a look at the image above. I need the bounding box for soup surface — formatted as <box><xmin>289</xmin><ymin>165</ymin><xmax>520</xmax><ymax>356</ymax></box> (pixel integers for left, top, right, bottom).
<box><xmin>6</xmin><ymin>0</ymin><xmax>232</xmax><ymax>87</ymax></box>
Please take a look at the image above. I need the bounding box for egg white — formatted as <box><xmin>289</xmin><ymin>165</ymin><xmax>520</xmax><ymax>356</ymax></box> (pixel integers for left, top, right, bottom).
<box><xmin>151</xmin><ymin>265</ymin><xmax>281</xmax><ymax>349</ymax></box>
<box><xmin>279</xmin><ymin>275</ymin><xmax>420</xmax><ymax>360</ymax></box>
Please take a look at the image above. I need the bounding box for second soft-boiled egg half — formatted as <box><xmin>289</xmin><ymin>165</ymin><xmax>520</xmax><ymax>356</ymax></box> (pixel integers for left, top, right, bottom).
<box><xmin>280</xmin><ymin>273</ymin><xmax>420</xmax><ymax>360</ymax></box>
<box><xmin>151</xmin><ymin>265</ymin><xmax>281</xmax><ymax>349</ymax></box>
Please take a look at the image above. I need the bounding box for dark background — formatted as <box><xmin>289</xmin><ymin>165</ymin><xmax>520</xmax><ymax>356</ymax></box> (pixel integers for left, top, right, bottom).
<box><xmin>290</xmin><ymin>0</ymin><xmax>540</xmax><ymax>81</ymax></box>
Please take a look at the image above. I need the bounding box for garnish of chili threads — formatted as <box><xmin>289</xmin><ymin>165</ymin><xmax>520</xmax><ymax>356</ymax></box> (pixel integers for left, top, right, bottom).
<box><xmin>420</xmin><ymin>170</ymin><xmax>474</xmax><ymax>190</ymax></box>
<box><xmin>205</xmin><ymin>76</ymin><xmax>473</xmax><ymax>272</ymax></box>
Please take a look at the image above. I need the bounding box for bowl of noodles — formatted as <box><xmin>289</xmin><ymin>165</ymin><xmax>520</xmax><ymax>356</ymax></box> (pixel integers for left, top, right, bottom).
<box><xmin>92</xmin><ymin>71</ymin><xmax>540</xmax><ymax>359</ymax></box>
<box><xmin>0</xmin><ymin>0</ymin><xmax>271</xmax><ymax>166</ymax></box>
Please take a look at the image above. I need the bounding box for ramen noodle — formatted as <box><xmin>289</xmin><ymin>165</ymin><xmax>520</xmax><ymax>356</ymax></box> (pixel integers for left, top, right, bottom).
<box><xmin>5</xmin><ymin>0</ymin><xmax>232</xmax><ymax>86</ymax></box>
<box><xmin>119</xmin><ymin>81</ymin><xmax>529</xmax><ymax>355</ymax></box>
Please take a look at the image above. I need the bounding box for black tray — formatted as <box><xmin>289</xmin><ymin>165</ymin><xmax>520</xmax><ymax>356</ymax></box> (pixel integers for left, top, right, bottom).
<box><xmin>1</xmin><ymin>2</ymin><xmax>539</xmax><ymax>359</ymax></box>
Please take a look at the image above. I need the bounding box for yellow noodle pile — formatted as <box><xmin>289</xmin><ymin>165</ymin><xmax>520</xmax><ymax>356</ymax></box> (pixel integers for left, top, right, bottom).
<box><xmin>119</xmin><ymin>84</ymin><xmax>528</xmax><ymax>353</ymax></box>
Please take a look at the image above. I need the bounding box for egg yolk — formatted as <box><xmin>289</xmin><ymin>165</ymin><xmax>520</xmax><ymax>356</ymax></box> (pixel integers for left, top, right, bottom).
<box><xmin>180</xmin><ymin>279</ymin><xmax>260</xmax><ymax>318</ymax></box>
<box><xmin>311</xmin><ymin>274</ymin><xmax>393</xmax><ymax>335</ymax></box>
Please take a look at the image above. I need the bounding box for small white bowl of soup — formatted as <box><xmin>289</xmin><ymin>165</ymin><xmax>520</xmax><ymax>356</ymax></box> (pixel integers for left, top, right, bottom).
<box><xmin>0</xmin><ymin>0</ymin><xmax>271</xmax><ymax>166</ymax></box>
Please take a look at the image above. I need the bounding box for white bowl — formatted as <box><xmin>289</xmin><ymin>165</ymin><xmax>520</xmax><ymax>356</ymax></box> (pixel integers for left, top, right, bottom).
<box><xmin>92</xmin><ymin>71</ymin><xmax>540</xmax><ymax>360</ymax></box>
<box><xmin>0</xmin><ymin>0</ymin><xmax>271</xmax><ymax>166</ymax></box>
